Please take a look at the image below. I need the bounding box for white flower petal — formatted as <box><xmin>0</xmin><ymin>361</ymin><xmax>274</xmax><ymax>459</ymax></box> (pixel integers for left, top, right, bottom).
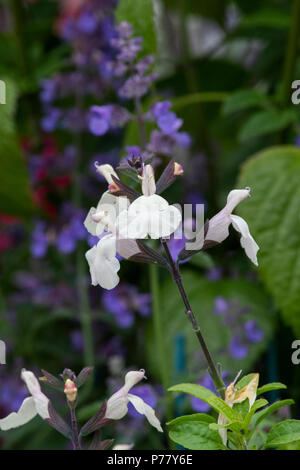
<box><xmin>0</xmin><ymin>397</ymin><xmax>37</xmax><ymax>430</ymax></box>
<box><xmin>85</xmin><ymin>246</ymin><xmax>98</xmax><ymax>286</ymax></box>
<box><xmin>123</xmin><ymin>370</ymin><xmax>146</xmax><ymax>393</ymax></box>
<box><xmin>84</xmin><ymin>207</ymin><xmax>98</xmax><ymax>236</ymax></box>
<box><xmin>85</xmin><ymin>235</ymin><xmax>120</xmax><ymax>289</ymax></box>
<box><xmin>230</xmin><ymin>215</ymin><xmax>259</xmax><ymax>266</ymax></box>
<box><xmin>105</xmin><ymin>390</ymin><xmax>129</xmax><ymax>420</ymax></box>
<box><xmin>118</xmin><ymin>195</ymin><xmax>181</xmax><ymax>239</ymax></box>
<box><xmin>112</xmin><ymin>444</ymin><xmax>134</xmax><ymax>450</ymax></box>
<box><xmin>21</xmin><ymin>369</ymin><xmax>49</xmax><ymax>419</ymax></box>
<box><xmin>205</xmin><ymin>188</ymin><xmax>251</xmax><ymax>244</ymax></box>
<box><xmin>128</xmin><ymin>394</ymin><xmax>163</xmax><ymax>432</ymax></box>
<box><xmin>95</xmin><ymin>164</ymin><xmax>118</xmax><ymax>184</ymax></box>
<box><xmin>141</xmin><ymin>165</ymin><xmax>156</xmax><ymax>196</ymax></box>
<box><xmin>116</xmin><ymin>238</ymin><xmax>141</xmax><ymax>259</ymax></box>
<box><xmin>226</xmin><ymin>189</ymin><xmax>250</xmax><ymax>213</ymax></box>
<box><xmin>205</xmin><ymin>209</ymin><xmax>231</xmax><ymax>243</ymax></box>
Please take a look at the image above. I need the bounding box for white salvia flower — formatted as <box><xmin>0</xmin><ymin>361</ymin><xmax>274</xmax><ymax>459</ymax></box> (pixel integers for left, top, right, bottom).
<box><xmin>86</xmin><ymin>234</ymin><xmax>120</xmax><ymax>290</ymax></box>
<box><xmin>117</xmin><ymin>164</ymin><xmax>182</xmax><ymax>239</ymax></box>
<box><xmin>85</xmin><ymin>206</ymin><xmax>142</xmax><ymax>290</ymax></box>
<box><xmin>0</xmin><ymin>369</ymin><xmax>49</xmax><ymax>431</ymax></box>
<box><xmin>84</xmin><ymin>164</ymin><xmax>129</xmax><ymax>237</ymax></box>
<box><xmin>105</xmin><ymin>369</ymin><xmax>163</xmax><ymax>433</ymax></box>
<box><xmin>205</xmin><ymin>188</ymin><xmax>259</xmax><ymax>265</ymax></box>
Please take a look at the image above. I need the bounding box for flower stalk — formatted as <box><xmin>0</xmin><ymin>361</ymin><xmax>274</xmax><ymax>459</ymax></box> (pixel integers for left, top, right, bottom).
<box><xmin>70</xmin><ymin>407</ymin><xmax>81</xmax><ymax>450</ymax></box>
<box><xmin>161</xmin><ymin>238</ymin><xmax>225</xmax><ymax>399</ymax></box>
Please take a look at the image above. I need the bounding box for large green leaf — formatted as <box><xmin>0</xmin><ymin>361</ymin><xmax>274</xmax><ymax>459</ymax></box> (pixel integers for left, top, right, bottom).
<box><xmin>252</xmin><ymin>399</ymin><xmax>294</xmax><ymax>429</ymax></box>
<box><xmin>237</xmin><ymin>146</ymin><xmax>300</xmax><ymax>334</ymax></box>
<box><xmin>0</xmin><ymin>78</ymin><xmax>34</xmax><ymax>216</ymax></box>
<box><xmin>115</xmin><ymin>0</ymin><xmax>156</xmax><ymax>56</ymax></box>
<box><xmin>168</xmin><ymin>383</ymin><xmax>238</xmax><ymax>422</ymax></box>
<box><xmin>265</xmin><ymin>420</ymin><xmax>300</xmax><ymax>448</ymax></box>
<box><xmin>145</xmin><ymin>271</ymin><xmax>274</xmax><ymax>383</ymax></box>
<box><xmin>167</xmin><ymin>413</ymin><xmax>224</xmax><ymax>450</ymax></box>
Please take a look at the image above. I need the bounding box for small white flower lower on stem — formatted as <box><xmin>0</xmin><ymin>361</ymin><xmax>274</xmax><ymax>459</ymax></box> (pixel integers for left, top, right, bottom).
<box><xmin>205</xmin><ymin>188</ymin><xmax>259</xmax><ymax>265</ymax></box>
<box><xmin>105</xmin><ymin>369</ymin><xmax>163</xmax><ymax>433</ymax></box>
<box><xmin>0</xmin><ymin>369</ymin><xmax>49</xmax><ymax>431</ymax></box>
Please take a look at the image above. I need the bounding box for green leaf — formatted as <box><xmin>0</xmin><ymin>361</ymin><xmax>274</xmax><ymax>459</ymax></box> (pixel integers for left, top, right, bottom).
<box><xmin>243</xmin><ymin>398</ymin><xmax>268</xmax><ymax>430</ymax></box>
<box><xmin>222</xmin><ymin>89</ymin><xmax>268</xmax><ymax>115</ymax></box>
<box><xmin>252</xmin><ymin>399</ymin><xmax>294</xmax><ymax>430</ymax></box>
<box><xmin>168</xmin><ymin>383</ymin><xmax>238</xmax><ymax>422</ymax></box>
<box><xmin>235</xmin><ymin>373</ymin><xmax>256</xmax><ymax>391</ymax></box>
<box><xmin>233</xmin><ymin>398</ymin><xmax>251</xmax><ymax>420</ymax></box>
<box><xmin>173</xmin><ymin>92</ymin><xmax>228</xmax><ymax>111</ymax></box>
<box><xmin>167</xmin><ymin>413</ymin><xmax>225</xmax><ymax>450</ymax></box>
<box><xmin>257</xmin><ymin>382</ymin><xmax>287</xmax><ymax>396</ymax></box>
<box><xmin>237</xmin><ymin>146</ymin><xmax>300</xmax><ymax>334</ymax></box>
<box><xmin>115</xmin><ymin>0</ymin><xmax>156</xmax><ymax>56</ymax></box>
<box><xmin>167</xmin><ymin>412</ymin><xmax>215</xmax><ymax>426</ymax></box>
<box><xmin>265</xmin><ymin>420</ymin><xmax>300</xmax><ymax>448</ymax></box>
<box><xmin>239</xmin><ymin>8</ymin><xmax>290</xmax><ymax>29</ymax></box>
<box><xmin>0</xmin><ymin>79</ymin><xmax>34</xmax><ymax>216</ymax></box>
<box><xmin>238</xmin><ymin>109</ymin><xmax>297</xmax><ymax>142</ymax></box>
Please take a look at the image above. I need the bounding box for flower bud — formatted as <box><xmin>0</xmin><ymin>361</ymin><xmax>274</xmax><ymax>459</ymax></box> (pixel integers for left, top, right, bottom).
<box><xmin>174</xmin><ymin>162</ymin><xmax>183</xmax><ymax>176</ymax></box>
<box><xmin>64</xmin><ymin>379</ymin><xmax>77</xmax><ymax>404</ymax></box>
<box><xmin>108</xmin><ymin>182</ymin><xmax>121</xmax><ymax>193</ymax></box>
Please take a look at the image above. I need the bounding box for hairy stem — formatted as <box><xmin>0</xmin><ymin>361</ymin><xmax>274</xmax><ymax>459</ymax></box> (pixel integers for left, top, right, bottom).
<box><xmin>70</xmin><ymin>408</ymin><xmax>81</xmax><ymax>450</ymax></box>
<box><xmin>161</xmin><ymin>239</ymin><xmax>225</xmax><ymax>398</ymax></box>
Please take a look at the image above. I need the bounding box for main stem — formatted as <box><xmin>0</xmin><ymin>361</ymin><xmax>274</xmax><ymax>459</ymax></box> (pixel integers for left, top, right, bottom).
<box><xmin>161</xmin><ymin>239</ymin><xmax>225</xmax><ymax>399</ymax></box>
<box><xmin>70</xmin><ymin>408</ymin><xmax>81</xmax><ymax>450</ymax></box>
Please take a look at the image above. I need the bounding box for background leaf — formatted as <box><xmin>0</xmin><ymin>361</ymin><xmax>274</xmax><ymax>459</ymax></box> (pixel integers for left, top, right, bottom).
<box><xmin>238</xmin><ymin>109</ymin><xmax>297</xmax><ymax>142</ymax></box>
<box><xmin>0</xmin><ymin>78</ymin><xmax>34</xmax><ymax>216</ymax></box>
<box><xmin>115</xmin><ymin>0</ymin><xmax>156</xmax><ymax>56</ymax></box>
<box><xmin>265</xmin><ymin>419</ymin><xmax>300</xmax><ymax>447</ymax></box>
<box><xmin>237</xmin><ymin>146</ymin><xmax>300</xmax><ymax>335</ymax></box>
<box><xmin>146</xmin><ymin>270</ymin><xmax>274</xmax><ymax>383</ymax></box>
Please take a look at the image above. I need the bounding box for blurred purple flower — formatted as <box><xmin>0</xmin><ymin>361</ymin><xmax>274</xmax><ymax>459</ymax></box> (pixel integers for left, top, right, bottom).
<box><xmin>229</xmin><ymin>335</ymin><xmax>248</xmax><ymax>360</ymax></box>
<box><xmin>190</xmin><ymin>372</ymin><xmax>228</xmax><ymax>412</ymax></box>
<box><xmin>30</xmin><ymin>222</ymin><xmax>48</xmax><ymax>258</ymax></box>
<box><xmin>102</xmin><ymin>284</ymin><xmax>151</xmax><ymax>328</ymax></box>
<box><xmin>89</xmin><ymin>105</ymin><xmax>111</xmax><ymax>135</ymax></box>
<box><xmin>214</xmin><ymin>296</ymin><xmax>229</xmax><ymax>315</ymax></box>
<box><xmin>244</xmin><ymin>320</ymin><xmax>264</xmax><ymax>343</ymax></box>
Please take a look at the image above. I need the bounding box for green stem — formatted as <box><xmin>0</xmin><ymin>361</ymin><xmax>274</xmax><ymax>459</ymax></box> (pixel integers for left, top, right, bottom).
<box><xmin>280</xmin><ymin>0</ymin><xmax>300</xmax><ymax>106</ymax></box>
<box><xmin>72</xmin><ymin>107</ymin><xmax>94</xmax><ymax>368</ymax></box>
<box><xmin>10</xmin><ymin>0</ymin><xmax>40</xmax><ymax>142</ymax></box>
